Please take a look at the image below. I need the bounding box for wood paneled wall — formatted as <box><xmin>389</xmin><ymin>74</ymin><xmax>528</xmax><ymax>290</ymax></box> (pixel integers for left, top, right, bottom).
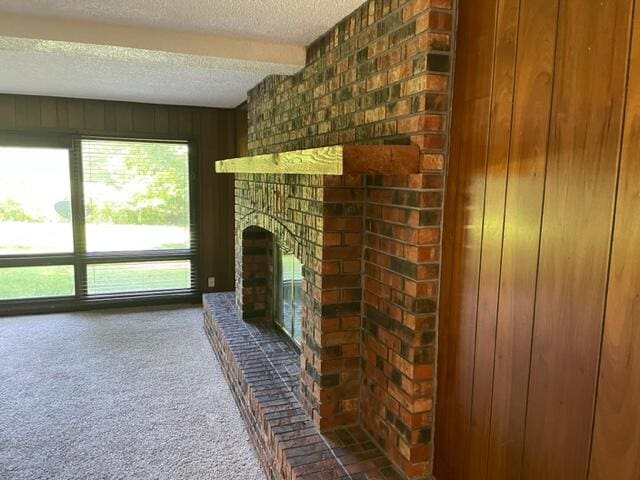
<box><xmin>234</xmin><ymin>103</ymin><xmax>248</xmax><ymax>158</ymax></box>
<box><xmin>0</xmin><ymin>94</ymin><xmax>238</xmax><ymax>292</ymax></box>
<box><xmin>435</xmin><ymin>1</ymin><xmax>640</xmax><ymax>479</ymax></box>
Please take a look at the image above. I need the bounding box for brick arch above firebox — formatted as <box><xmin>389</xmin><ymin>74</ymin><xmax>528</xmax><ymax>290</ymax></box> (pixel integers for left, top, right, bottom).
<box><xmin>238</xmin><ymin>211</ymin><xmax>305</xmax><ymax>264</ymax></box>
<box><xmin>237</xmin><ymin>216</ymin><xmax>308</xmax><ymax>335</ymax></box>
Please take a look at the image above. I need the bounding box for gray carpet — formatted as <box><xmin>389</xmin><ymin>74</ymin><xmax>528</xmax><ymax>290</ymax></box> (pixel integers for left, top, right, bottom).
<box><xmin>0</xmin><ymin>305</ymin><xmax>265</xmax><ymax>480</ymax></box>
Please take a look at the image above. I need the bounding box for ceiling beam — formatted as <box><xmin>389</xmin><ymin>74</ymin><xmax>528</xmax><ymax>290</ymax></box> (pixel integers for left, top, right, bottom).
<box><xmin>0</xmin><ymin>13</ymin><xmax>306</xmax><ymax>67</ymax></box>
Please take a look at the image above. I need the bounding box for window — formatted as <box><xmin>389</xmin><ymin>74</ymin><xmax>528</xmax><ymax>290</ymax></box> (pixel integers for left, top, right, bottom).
<box><xmin>81</xmin><ymin>140</ymin><xmax>191</xmax><ymax>252</ymax></box>
<box><xmin>0</xmin><ymin>146</ymin><xmax>74</xmax><ymax>255</ymax></box>
<box><xmin>86</xmin><ymin>260</ymin><xmax>191</xmax><ymax>295</ymax></box>
<box><xmin>0</xmin><ymin>136</ymin><xmax>198</xmax><ymax>312</ymax></box>
<box><xmin>0</xmin><ymin>144</ymin><xmax>77</xmax><ymax>303</ymax></box>
<box><xmin>275</xmin><ymin>245</ymin><xmax>303</xmax><ymax>345</ymax></box>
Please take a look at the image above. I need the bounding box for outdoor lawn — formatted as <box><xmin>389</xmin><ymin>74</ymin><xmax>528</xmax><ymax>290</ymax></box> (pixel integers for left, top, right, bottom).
<box><xmin>0</xmin><ymin>223</ymin><xmax>191</xmax><ymax>300</ymax></box>
<box><xmin>0</xmin><ymin>261</ymin><xmax>190</xmax><ymax>300</ymax></box>
<box><xmin>0</xmin><ymin>222</ymin><xmax>190</xmax><ymax>255</ymax></box>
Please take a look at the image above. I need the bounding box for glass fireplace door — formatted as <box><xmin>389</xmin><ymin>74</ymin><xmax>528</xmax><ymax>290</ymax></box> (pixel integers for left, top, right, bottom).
<box><xmin>276</xmin><ymin>246</ymin><xmax>303</xmax><ymax>345</ymax></box>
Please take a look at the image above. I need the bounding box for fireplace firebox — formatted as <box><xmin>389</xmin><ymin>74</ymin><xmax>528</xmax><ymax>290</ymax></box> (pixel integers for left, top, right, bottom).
<box><xmin>240</xmin><ymin>224</ymin><xmax>303</xmax><ymax>347</ymax></box>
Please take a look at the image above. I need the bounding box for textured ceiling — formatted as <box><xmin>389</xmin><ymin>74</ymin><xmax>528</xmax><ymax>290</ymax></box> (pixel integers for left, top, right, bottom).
<box><xmin>0</xmin><ymin>0</ymin><xmax>366</xmax><ymax>107</ymax></box>
<box><xmin>0</xmin><ymin>0</ymin><xmax>365</xmax><ymax>44</ymax></box>
<box><xmin>0</xmin><ymin>37</ymin><xmax>301</xmax><ymax>108</ymax></box>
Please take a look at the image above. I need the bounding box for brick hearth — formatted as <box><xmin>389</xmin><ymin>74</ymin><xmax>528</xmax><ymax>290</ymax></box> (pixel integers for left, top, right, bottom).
<box><xmin>204</xmin><ymin>293</ymin><xmax>405</xmax><ymax>480</ymax></box>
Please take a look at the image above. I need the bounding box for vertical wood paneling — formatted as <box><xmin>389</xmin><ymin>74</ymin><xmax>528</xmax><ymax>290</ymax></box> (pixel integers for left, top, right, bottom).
<box><xmin>67</xmin><ymin>99</ymin><xmax>85</xmax><ymax>129</ymax></box>
<box><xmin>433</xmin><ymin>0</ymin><xmax>497</xmax><ymax>477</ymax></box>
<box><xmin>167</xmin><ymin>106</ymin><xmax>180</xmax><ymax>136</ymax></box>
<box><xmin>14</xmin><ymin>96</ymin><xmax>29</xmax><ymax>129</ymax></box>
<box><xmin>56</xmin><ymin>99</ymin><xmax>69</xmax><ymax>129</ymax></box>
<box><xmin>0</xmin><ymin>95</ymin><xmax>16</xmax><ymax>128</ymax></box>
<box><xmin>115</xmin><ymin>103</ymin><xmax>133</xmax><ymax>132</ymax></box>
<box><xmin>154</xmin><ymin>106</ymin><xmax>169</xmax><ymax>134</ymax></box>
<box><xmin>104</xmin><ymin>103</ymin><xmax>117</xmax><ymax>131</ymax></box>
<box><xmin>40</xmin><ymin>98</ymin><xmax>58</xmax><ymax>128</ymax></box>
<box><xmin>522</xmin><ymin>1</ymin><xmax>632</xmax><ymax>478</ymax></box>
<box><xmin>25</xmin><ymin>96</ymin><xmax>41</xmax><ymax>128</ymax></box>
<box><xmin>198</xmin><ymin>109</ymin><xmax>217</xmax><ymax>290</ymax></box>
<box><xmin>178</xmin><ymin>108</ymin><xmax>193</xmax><ymax>136</ymax></box>
<box><xmin>191</xmin><ymin>109</ymin><xmax>202</xmax><ymax>136</ymax></box>
<box><xmin>14</xmin><ymin>97</ymin><xmax>42</xmax><ymax>130</ymax></box>
<box><xmin>437</xmin><ymin>0</ymin><xmax>638</xmax><ymax>479</ymax></box>
<box><xmin>468</xmin><ymin>0</ymin><xmax>520</xmax><ymax>477</ymax></box>
<box><xmin>215</xmin><ymin>111</ymin><xmax>228</xmax><ymax>288</ymax></box>
<box><xmin>84</xmin><ymin>100</ymin><xmax>105</xmax><ymax>131</ymax></box>
<box><xmin>132</xmin><ymin>104</ymin><xmax>155</xmax><ymax>133</ymax></box>
<box><xmin>0</xmin><ymin>94</ymin><xmax>237</xmax><ymax>293</ymax></box>
<box><xmin>487</xmin><ymin>2</ymin><xmax>559</xmax><ymax>477</ymax></box>
<box><xmin>235</xmin><ymin>107</ymin><xmax>248</xmax><ymax>157</ymax></box>
<box><xmin>589</xmin><ymin>9</ymin><xmax>640</xmax><ymax>480</ymax></box>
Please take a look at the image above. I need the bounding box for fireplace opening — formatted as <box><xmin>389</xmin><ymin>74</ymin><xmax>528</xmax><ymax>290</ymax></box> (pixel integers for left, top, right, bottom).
<box><xmin>241</xmin><ymin>225</ymin><xmax>303</xmax><ymax>349</ymax></box>
<box><xmin>274</xmin><ymin>244</ymin><xmax>303</xmax><ymax>346</ymax></box>
<box><xmin>240</xmin><ymin>226</ymin><xmax>274</xmax><ymax>323</ymax></box>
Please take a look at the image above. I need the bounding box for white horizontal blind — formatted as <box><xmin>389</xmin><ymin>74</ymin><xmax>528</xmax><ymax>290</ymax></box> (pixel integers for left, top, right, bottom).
<box><xmin>78</xmin><ymin>138</ymin><xmax>198</xmax><ymax>296</ymax></box>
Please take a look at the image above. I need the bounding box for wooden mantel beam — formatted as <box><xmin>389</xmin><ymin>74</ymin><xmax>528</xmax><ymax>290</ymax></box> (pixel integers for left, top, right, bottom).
<box><xmin>214</xmin><ymin>145</ymin><xmax>420</xmax><ymax>175</ymax></box>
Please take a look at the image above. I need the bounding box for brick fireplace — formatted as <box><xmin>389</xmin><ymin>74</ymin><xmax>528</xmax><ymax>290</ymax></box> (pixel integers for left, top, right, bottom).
<box><xmin>204</xmin><ymin>0</ymin><xmax>454</xmax><ymax>478</ymax></box>
<box><xmin>235</xmin><ymin>172</ymin><xmax>367</xmax><ymax>431</ymax></box>
<box><xmin>205</xmin><ymin>165</ymin><xmax>443</xmax><ymax>479</ymax></box>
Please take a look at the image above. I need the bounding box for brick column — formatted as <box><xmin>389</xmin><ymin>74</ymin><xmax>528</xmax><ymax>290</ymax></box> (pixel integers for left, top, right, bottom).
<box><xmin>299</xmin><ymin>175</ymin><xmax>365</xmax><ymax>431</ymax></box>
<box><xmin>360</xmin><ymin>173</ymin><xmax>443</xmax><ymax>478</ymax></box>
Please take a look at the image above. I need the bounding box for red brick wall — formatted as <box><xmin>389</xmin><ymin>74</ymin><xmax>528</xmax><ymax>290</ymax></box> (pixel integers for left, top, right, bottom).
<box><xmin>247</xmin><ymin>0</ymin><xmax>454</xmax><ymax>170</ymax></box>
<box><xmin>244</xmin><ymin>0</ymin><xmax>455</xmax><ymax>477</ymax></box>
<box><xmin>318</xmin><ymin>174</ymin><xmax>366</xmax><ymax>429</ymax></box>
<box><xmin>241</xmin><ymin>227</ymin><xmax>274</xmax><ymax>322</ymax></box>
<box><xmin>361</xmin><ymin>173</ymin><xmax>442</xmax><ymax>478</ymax></box>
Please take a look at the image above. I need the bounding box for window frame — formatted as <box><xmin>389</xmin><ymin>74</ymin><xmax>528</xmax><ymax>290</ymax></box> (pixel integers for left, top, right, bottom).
<box><xmin>0</xmin><ymin>132</ymin><xmax>200</xmax><ymax>315</ymax></box>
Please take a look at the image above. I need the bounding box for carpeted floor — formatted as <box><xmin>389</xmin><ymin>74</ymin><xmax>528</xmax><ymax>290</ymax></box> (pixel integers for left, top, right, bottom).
<box><xmin>0</xmin><ymin>305</ymin><xmax>265</xmax><ymax>480</ymax></box>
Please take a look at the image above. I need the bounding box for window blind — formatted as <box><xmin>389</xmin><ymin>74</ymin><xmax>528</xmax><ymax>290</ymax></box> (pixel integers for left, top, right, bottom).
<box><xmin>75</xmin><ymin>138</ymin><xmax>199</xmax><ymax>297</ymax></box>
